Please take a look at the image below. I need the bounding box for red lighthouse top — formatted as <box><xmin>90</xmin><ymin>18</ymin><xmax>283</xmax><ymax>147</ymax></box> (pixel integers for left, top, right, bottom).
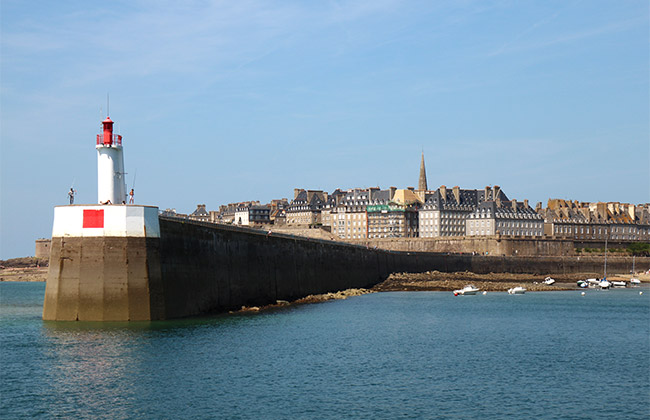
<box><xmin>96</xmin><ymin>116</ymin><xmax>122</xmax><ymax>147</ymax></box>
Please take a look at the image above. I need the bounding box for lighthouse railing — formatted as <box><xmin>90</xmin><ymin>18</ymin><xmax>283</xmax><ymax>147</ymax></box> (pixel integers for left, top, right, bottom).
<box><xmin>96</xmin><ymin>134</ymin><xmax>123</xmax><ymax>147</ymax></box>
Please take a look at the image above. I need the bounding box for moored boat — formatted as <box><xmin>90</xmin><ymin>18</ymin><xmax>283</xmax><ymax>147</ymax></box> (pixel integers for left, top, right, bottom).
<box><xmin>507</xmin><ymin>286</ymin><xmax>526</xmax><ymax>294</ymax></box>
<box><xmin>586</xmin><ymin>278</ymin><xmax>600</xmax><ymax>288</ymax></box>
<box><xmin>577</xmin><ymin>280</ymin><xmax>588</xmax><ymax>288</ymax></box>
<box><xmin>630</xmin><ymin>278</ymin><xmax>641</xmax><ymax>286</ymax></box>
<box><xmin>453</xmin><ymin>285</ymin><xmax>480</xmax><ymax>296</ymax></box>
<box><xmin>544</xmin><ymin>276</ymin><xmax>556</xmax><ymax>285</ymax></box>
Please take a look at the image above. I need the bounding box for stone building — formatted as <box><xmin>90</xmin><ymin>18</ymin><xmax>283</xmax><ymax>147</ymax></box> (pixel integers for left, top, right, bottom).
<box><xmin>234</xmin><ymin>204</ymin><xmax>271</xmax><ymax>226</ymax></box>
<box><xmin>466</xmin><ymin>199</ymin><xmax>543</xmax><ymax>237</ymax></box>
<box><xmin>328</xmin><ymin>188</ymin><xmax>394</xmax><ymax>239</ymax></box>
<box><xmin>160</xmin><ymin>208</ymin><xmax>187</xmax><ymax>218</ymax></box>
<box><xmin>35</xmin><ymin>238</ymin><xmax>51</xmax><ymax>260</ymax></box>
<box><xmin>218</xmin><ymin>201</ymin><xmax>261</xmax><ymax>224</ymax></box>
<box><xmin>367</xmin><ymin>202</ymin><xmax>419</xmax><ymax>238</ymax></box>
<box><xmin>419</xmin><ymin>186</ymin><xmax>508</xmax><ymax>237</ymax></box>
<box><xmin>540</xmin><ymin>199</ymin><xmax>650</xmax><ymax>241</ymax></box>
<box><xmin>189</xmin><ymin>204</ymin><xmax>210</xmax><ymax>223</ymax></box>
<box><xmin>320</xmin><ymin>189</ymin><xmax>346</xmax><ymax>230</ymax></box>
<box><xmin>285</xmin><ymin>189</ymin><xmax>327</xmax><ymax>226</ymax></box>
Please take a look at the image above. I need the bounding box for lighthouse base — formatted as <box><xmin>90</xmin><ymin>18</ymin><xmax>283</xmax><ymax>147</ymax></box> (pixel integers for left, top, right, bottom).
<box><xmin>43</xmin><ymin>236</ymin><xmax>163</xmax><ymax>321</ymax></box>
<box><xmin>43</xmin><ymin>205</ymin><xmax>163</xmax><ymax>321</ymax></box>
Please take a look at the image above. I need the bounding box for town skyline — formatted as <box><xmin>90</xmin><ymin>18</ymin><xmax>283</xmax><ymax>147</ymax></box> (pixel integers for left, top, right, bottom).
<box><xmin>1</xmin><ymin>1</ymin><xmax>648</xmax><ymax>259</ymax></box>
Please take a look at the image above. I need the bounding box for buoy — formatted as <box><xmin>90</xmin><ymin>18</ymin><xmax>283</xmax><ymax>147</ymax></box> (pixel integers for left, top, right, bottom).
<box><xmin>482</xmin><ymin>291</ymin><xmax>487</xmax><ymax>295</ymax></box>
<box><xmin>581</xmin><ymin>292</ymin><xmax>585</xmax><ymax>296</ymax></box>
<box><xmin>454</xmin><ymin>292</ymin><xmax>458</xmax><ymax>296</ymax></box>
<box><xmin>640</xmin><ymin>291</ymin><xmax>643</xmax><ymax>295</ymax></box>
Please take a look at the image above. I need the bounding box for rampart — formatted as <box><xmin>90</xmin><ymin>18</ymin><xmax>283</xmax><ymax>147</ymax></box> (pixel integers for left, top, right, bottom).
<box><xmin>348</xmin><ymin>236</ymin><xmax>640</xmax><ymax>256</ymax></box>
<box><xmin>44</xmin><ymin>215</ymin><xmax>649</xmax><ymax>321</ymax></box>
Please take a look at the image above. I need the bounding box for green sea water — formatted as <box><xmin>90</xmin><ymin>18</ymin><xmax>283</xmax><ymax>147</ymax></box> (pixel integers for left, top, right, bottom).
<box><xmin>1</xmin><ymin>282</ymin><xmax>649</xmax><ymax>419</ymax></box>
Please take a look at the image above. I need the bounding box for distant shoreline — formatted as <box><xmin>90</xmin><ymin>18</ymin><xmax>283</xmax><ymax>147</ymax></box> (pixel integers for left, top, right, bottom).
<box><xmin>0</xmin><ymin>267</ymin><xmax>48</xmax><ymax>282</ymax></box>
<box><xmin>372</xmin><ymin>271</ymin><xmax>647</xmax><ymax>292</ymax></box>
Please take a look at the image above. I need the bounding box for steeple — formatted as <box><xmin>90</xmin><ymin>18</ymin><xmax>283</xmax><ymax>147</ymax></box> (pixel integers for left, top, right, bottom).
<box><xmin>418</xmin><ymin>151</ymin><xmax>428</xmax><ymax>191</ymax></box>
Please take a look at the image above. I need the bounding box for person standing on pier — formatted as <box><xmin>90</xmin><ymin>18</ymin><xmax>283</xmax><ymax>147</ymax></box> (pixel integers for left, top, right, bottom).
<box><xmin>68</xmin><ymin>188</ymin><xmax>76</xmax><ymax>205</ymax></box>
<box><xmin>129</xmin><ymin>189</ymin><xmax>134</xmax><ymax>204</ymax></box>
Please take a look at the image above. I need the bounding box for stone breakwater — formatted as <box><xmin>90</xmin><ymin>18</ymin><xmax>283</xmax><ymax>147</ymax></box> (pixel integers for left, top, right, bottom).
<box><xmin>236</xmin><ymin>288</ymin><xmax>375</xmax><ymax>312</ymax></box>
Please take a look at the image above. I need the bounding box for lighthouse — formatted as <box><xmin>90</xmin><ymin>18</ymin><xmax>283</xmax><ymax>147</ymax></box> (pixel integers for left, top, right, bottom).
<box><xmin>96</xmin><ymin>116</ymin><xmax>126</xmax><ymax>204</ymax></box>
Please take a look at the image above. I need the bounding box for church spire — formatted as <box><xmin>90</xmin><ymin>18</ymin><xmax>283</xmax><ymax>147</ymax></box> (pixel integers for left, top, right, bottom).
<box><xmin>418</xmin><ymin>151</ymin><xmax>428</xmax><ymax>191</ymax></box>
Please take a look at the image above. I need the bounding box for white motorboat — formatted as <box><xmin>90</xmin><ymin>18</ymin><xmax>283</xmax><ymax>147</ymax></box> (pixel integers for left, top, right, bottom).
<box><xmin>630</xmin><ymin>278</ymin><xmax>641</xmax><ymax>286</ymax></box>
<box><xmin>599</xmin><ymin>279</ymin><xmax>611</xmax><ymax>289</ymax></box>
<box><xmin>577</xmin><ymin>280</ymin><xmax>588</xmax><ymax>288</ymax></box>
<box><xmin>611</xmin><ymin>281</ymin><xmax>626</xmax><ymax>288</ymax></box>
<box><xmin>586</xmin><ymin>278</ymin><xmax>600</xmax><ymax>288</ymax></box>
<box><xmin>453</xmin><ymin>285</ymin><xmax>480</xmax><ymax>296</ymax></box>
<box><xmin>507</xmin><ymin>286</ymin><xmax>526</xmax><ymax>294</ymax></box>
<box><xmin>543</xmin><ymin>276</ymin><xmax>556</xmax><ymax>285</ymax></box>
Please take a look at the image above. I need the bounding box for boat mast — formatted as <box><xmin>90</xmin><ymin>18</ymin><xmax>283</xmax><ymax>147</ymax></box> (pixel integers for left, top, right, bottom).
<box><xmin>603</xmin><ymin>229</ymin><xmax>609</xmax><ymax>280</ymax></box>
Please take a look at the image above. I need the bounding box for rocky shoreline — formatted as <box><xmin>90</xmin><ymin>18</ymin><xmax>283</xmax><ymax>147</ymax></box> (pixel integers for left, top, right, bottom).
<box><xmin>371</xmin><ymin>270</ymin><xmax>646</xmax><ymax>292</ymax></box>
<box><xmin>0</xmin><ymin>267</ymin><xmax>48</xmax><ymax>282</ymax></box>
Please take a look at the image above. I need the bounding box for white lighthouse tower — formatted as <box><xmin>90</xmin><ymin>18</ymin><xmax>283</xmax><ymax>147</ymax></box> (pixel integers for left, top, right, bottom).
<box><xmin>96</xmin><ymin>116</ymin><xmax>126</xmax><ymax>204</ymax></box>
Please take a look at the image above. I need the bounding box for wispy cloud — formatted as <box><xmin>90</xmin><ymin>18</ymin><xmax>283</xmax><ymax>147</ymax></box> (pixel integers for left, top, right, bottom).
<box><xmin>2</xmin><ymin>0</ymin><xmax>403</xmax><ymax>92</ymax></box>
<box><xmin>486</xmin><ymin>15</ymin><xmax>646</xmax><ymax>57</ymax></box>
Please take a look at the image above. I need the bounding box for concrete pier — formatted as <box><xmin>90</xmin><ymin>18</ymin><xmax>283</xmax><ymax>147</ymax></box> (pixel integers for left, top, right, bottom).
<box><xmin>44</xmin><ymin>206</ymin><xmax>648</xmax><ymax>321</ymax></box>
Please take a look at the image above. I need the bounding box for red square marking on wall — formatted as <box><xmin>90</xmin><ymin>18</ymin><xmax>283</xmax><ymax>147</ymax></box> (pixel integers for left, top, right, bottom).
<box><xmin>83</xmin><ymin>209</ymin><xmax>104</xmax><ymax>228</ymax></box>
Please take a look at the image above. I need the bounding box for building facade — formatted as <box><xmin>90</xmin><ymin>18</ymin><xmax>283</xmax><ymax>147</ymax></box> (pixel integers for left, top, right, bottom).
<box><xmin>540</xmin><ymin>199</ymin><xmax>650</xmax><ymax>241</ymax></box>
<box><xmin>466</xmin><ymin>199</ymin><xmax>543</xmax><ymax>237</ymax></box>
<box><xmin>367</xmin><ymin>203</ymin><xmax>419</xmax><ymax>238</ymax></box>
<box><xmin>234</xmin><ymin>205</ymin><xmax>271</xmax><ymax>226</ymax></box>
<box><xmin>285</xmin><ymin>189</ymin><xmax>327</xmax><ymax>226</ymax></box>
<box><xmin>419</xmin><ymin>186</ymin><xmax>509</xmax><ymax>237</ymax></box>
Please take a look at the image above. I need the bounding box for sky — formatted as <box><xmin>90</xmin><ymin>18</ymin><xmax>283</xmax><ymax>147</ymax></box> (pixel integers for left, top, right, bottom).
<box><xmin>1</xmin><ymin>0</ymin><xmax>648</xmax><ymax>259</ymax></box>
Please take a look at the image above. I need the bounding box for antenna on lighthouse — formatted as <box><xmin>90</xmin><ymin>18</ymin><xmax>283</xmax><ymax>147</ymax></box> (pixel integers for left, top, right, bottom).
<box><xmin>107</xmin><ymin>93</ymin><xmax>110</xmax><ymax>116</ymax></box>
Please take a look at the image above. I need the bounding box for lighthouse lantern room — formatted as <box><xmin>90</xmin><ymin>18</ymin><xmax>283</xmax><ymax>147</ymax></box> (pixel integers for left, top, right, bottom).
<box><xmin>96</xmin><ymin>116</ymin><xmax>126</xmax><ymax>204</ymax></box>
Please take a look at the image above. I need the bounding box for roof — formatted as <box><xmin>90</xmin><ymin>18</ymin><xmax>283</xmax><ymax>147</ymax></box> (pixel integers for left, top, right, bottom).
<box><xmin>392</xmin><ymin>189</ymin><xmax>422</xmax><ymax>205</ymax></box>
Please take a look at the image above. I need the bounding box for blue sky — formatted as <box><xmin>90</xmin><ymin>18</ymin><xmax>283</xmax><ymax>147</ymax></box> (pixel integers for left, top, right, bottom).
<box><xmin>1</xmin><ymin>0</ymin><xmax>648</xmax><ymax>259</ymax></box>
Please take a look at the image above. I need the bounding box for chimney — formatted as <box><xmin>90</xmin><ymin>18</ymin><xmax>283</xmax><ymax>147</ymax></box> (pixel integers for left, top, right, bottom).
<box><xmin>484</xmin><ymin>186</ymin><xmax>492</xmax><ymax>201</ymax></box>
<box><xmin>523</xmin><ymin>199</ymin><xmax>529</xmax><ymax>208</ymax></box>
<box><xmin>389</xmin><ymin>186</ymin><xmax>396</xmax><ymax>199</ymax></box>
<box><xmin>512</xmin><ymin>199</ymin><xmax>517</xmax><ymax>211</ymax></box>
<box><xmin>407</xmin><ymin>186</ymin><xmax>414</xmax><ymax>192</ymax></box>
<box><xmin>440</xmin><ymin>185</ymin><xmax>447</xmax><ymax>201</ymax></box>
<box><xmin>452</xmin><ymin>186</ymin><xmax>460</xmax><ymax>204</ymax></box>
<box><xmin>294</xmin><ymin>188</ymin><xmax>303</xmax><ymax>200</ymax></box>
<box><xmin>535</xmin><ymin>202</ymin><xmax>542</xmax><ymax>212</ymax></box>
<box><xmin>493</xmin><ymin>185</ymin><xmax>500</xmax><ymax>200</ymax></box>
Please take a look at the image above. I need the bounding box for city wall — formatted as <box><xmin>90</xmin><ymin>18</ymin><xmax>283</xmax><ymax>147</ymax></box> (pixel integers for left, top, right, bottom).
<box><xmin>45</xmin><ymin>215</ymin><xmax>649</xmax><ymax>321</ymax></box>
<box><xmin>349</xmin><ymin>236</ymin><xmax>646</xmax><ymax>256</ymax></box>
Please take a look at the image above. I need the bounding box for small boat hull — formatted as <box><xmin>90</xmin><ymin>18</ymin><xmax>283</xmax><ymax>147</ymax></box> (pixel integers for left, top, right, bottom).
<box><xmin>453</xmin><ymin>285</ymin><xmax>480</xmax><ymax>296</ymax></box>
<box><xmin>508</xmin><ymin>287</ymin><xmax>526</xmax><ymax>295</ymax></box>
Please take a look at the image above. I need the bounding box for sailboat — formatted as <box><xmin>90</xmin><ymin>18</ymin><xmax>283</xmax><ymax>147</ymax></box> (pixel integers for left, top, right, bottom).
<box><xmin>599</xmin><ymin>230</ymin><xmax>611</xmax><ymax>289</ymax></box>
<box><xmin>630</xmin><ymin>255</ymin><xmax>641</xmax><ymax>286</ymax></box>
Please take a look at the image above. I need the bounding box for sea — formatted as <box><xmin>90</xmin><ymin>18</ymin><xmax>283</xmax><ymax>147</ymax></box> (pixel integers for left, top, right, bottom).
<box><xmin>1</xmin><ymin>282</ymin><xmax>649</xmax><ymax>420</ymax></box>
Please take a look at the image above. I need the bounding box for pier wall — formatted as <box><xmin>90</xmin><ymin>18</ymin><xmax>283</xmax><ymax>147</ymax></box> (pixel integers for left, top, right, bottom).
<box><xmin>45</xmin><ymin>212</ymin><xmax>649</xmax><ymax>321</ymax></box>
<box><xmin>154</xmin><ymin>218</ymin><xmax>646</xmax><ymax>319</ymax></box>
